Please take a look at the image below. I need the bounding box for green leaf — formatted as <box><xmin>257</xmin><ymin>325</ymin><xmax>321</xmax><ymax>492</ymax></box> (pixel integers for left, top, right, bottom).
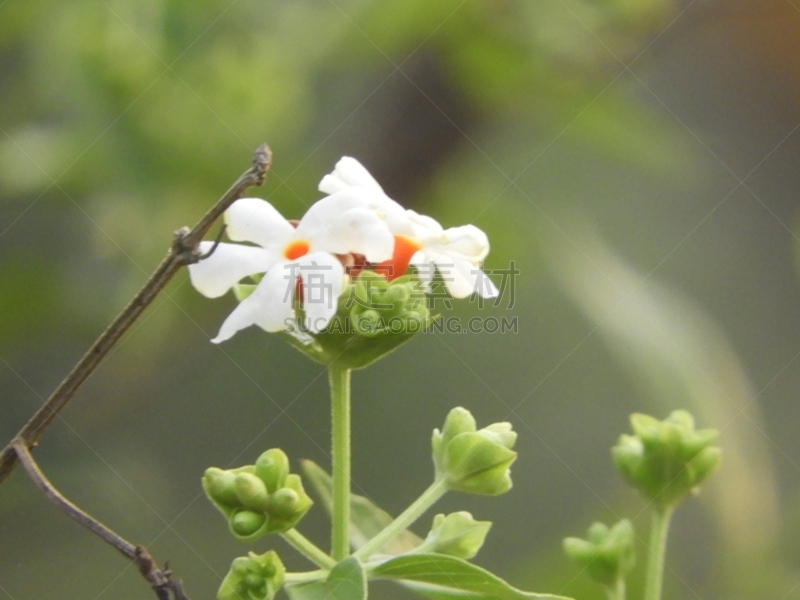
<box><xmin>371</xmin><ymin>554</ymin><xmax>572</xmax><ymax>600</ymax></box>
<box><xmin>285</xmin><ymin>557</ymin><xmax>366</xmax><ymax>600</ymax></box>
<box><xmin>300</xmin><ymin>460</ymin><xmax>422</xmax><ymax>555</ymax></box>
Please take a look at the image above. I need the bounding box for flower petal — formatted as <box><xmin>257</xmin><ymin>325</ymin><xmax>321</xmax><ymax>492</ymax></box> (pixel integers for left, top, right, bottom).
<box><xmin>211</xmin><ymin>262</ymin><xmax>296</xmax><ymax>342</ymax></box>
<box><xmin>188</xmin><ymin>242</ymin><xmax>276</xmax><ymax>298</ymax></box>
<box><xmin>314</xmin><ymin>180</ymin><xmax>415</xmax><ymax>238</ymax></box>
<box><xmin>408</xmin><ymin>209</ymin><xmax>444</xmax><ymax>237</ymax></box>
<box><xmin>297</xmin><ymin>252</ymin><xmax>345</xmax><ymax>333</ymax></box>
<box><xmin>442</xmin><ymin>225</ymin><xmax>490</xmax><ymax>262</ymax></box>
<box><xmin>433</xmin><ymin>256</ymin><xmax>498</xmax><ymax>299</ymax></box>
<box><xmin>312</xmin><ymin>207</ymin><xmax>394</xmax><ymax>262</ymax></box>
<box><xmin>410</xmin><ymin>253</ymin><xmax>435</xmax><ymax>292</ymax></box>
<box><xmin>473</xmin><ymin>268</ymin><xmax>499</xmax><ymax>299</ymax></box>
<box><xmin>296</xmin><ymin>188</ymin><xmax>377</xmax><ymax>238</ymax></box>
<box><xmin>318</xmin><ymin>156</ymin><xmax>384</xmax><ymax>195</ymax></box>
<box><xmin>224</xmin><ymin>197</ymin><xmax>294</xmax><ymax>249</ymax></box>
<box><xmin>409</xmin><ymin>213</ymin><xmax>490</xmax><ymax>262</ymax></box>
<box><xmin>301</xmin><ymin>186</ymin><xmax>412</xmax><ymax>233</ymax></box>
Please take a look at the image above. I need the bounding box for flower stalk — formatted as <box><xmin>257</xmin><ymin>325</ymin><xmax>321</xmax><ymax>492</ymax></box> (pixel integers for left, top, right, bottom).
<box><xmin>607</xmin><ymin>579</ymin><xmax>626</xmax><ymax>600</ymax></box>
<box><xmin>644</xmin><ymin>506</ymin><xmax>673</xmax><ymax>600</ymax></box>
<box><xmin>280</xmin><ymin>529</ymin><xmax>336</xmax><ymax>570</ymax></box>
<box><xmin>329</xmin><ymin>362</ymin><xmax>352</xmax><ymax>561</ymax></box>
<box><xmin>354</xmin><ymin>477</ymin><xmax>449</xmax><ymax>561</ymax></box>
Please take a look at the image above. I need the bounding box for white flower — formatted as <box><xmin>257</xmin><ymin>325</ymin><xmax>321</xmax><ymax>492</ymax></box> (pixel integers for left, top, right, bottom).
<box><xmin>319</xmin><ymin>156</ymin><xmax>414</xmax><ymax>237</ymax></box>
<box><xmin>407</xmin><ymin>210</ymin><xmax>499</xmax><ymax>299</ymax></box>
<box><xmin>319</xmin><ymin>157</ymin><xmax>498</xmax><ymax>299</ymax></box>
<box><xmin>319</xmin><ymin>156</ymin><xmax>385</xmax><ymax>196</ymax></box>
<box><xmin>189</xmin><ymin>194</ymin><xmax>394</xmax><ymax>341</ymax></box>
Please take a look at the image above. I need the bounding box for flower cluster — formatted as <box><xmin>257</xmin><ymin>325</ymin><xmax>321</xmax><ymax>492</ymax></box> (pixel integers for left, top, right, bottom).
<box><xmin>189</xmin><ymin>157</ymin><xmax>498</xmax><ymax>341</ymax></box>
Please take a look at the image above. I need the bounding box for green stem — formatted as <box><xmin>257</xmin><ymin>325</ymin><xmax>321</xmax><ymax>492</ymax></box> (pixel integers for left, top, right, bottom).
<box><xmin>329</xmin><ymin>363</ymin><xmax>351</xmax><ymax>561</ymax></box>
<box><xmin>281</xmin><ymin>528</ymin><xmax>336</xmax><ymax>570</ymax></box>
<box><xmin>644</xmin><ymin>506</ymin><xmax>674</xmax><ymax>600</ymax></box>
<box><xmin>605</xmin><ymin>579</ymin><xmax>625</xmax><ymax>600</ymax></box>
<box><xmin>354</xmin><ymin>478</ymin><xmax>448</xmax><ymax>561</ymax></box>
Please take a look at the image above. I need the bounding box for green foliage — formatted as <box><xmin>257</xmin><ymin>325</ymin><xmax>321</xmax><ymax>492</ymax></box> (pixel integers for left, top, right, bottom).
<box><xmin>285</xmin><ymin>558</ymin><xmax>366</xmax><ymax>600</ymax></box>
<box><xmin>372</xmin><ymin>554</ymin><xmax>572</xmax><ymax>600</ymax></box>
<box><xmin>299</xmin><ymin>460</ymin><xmax>564</xmax><ymax>598</ymax></box>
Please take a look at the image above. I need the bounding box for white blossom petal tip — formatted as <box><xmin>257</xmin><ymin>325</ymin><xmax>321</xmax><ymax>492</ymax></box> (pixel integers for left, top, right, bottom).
<box><xmin>318</xmin><ymin>156</ymin><xmax>384</xmax><ymax>195</ymax></box>
<box><xmin>224</xmin><ymin>197</ymin><xmax>295</xmax><ymax>249</ymax></box>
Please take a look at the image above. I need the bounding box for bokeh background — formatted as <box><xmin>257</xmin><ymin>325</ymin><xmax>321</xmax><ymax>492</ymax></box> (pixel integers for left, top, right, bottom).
<box><xmin>2</xmin><ymin>0</ymin><xmax>800</xmax><ymax>598</ymax></box>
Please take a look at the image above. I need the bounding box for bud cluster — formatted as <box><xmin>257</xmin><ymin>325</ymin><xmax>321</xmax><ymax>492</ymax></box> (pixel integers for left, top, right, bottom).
<box><xmin>563</xmin><ymin>520</ymin><xmax>635</xmax><ymax>588</ymax></box>
<box><xmin>612</xmin><ymin>410</ymin><xmax>721</xmax><ymax>508</ymax></box>
<box><xmin>432</xmin><ymin>407</ymin><xmax>517</xmax><ymax>496</ymax></box>
<box><xmin>218</xmin><ymin>551</ymin><xmax>285</xmax><ymax>600</ymax></box>
<box><xmin>346</xmin><ymin>271</ymin><xmax>430</xmax><ymax>337</ymax></box>
<box><xmin>279</xmin><ymin>270</ymin><xmax>437</xmax><ymax>369</ymax></box>
<box><xmin>203</xmin><ymin>449</ymin><xmax>313</xmax><ymax>541</ymax></box>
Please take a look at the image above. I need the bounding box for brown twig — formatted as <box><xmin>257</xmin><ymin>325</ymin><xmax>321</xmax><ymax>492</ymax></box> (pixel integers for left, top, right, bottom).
<box><xmin>12</xmin><ymin>438</ymin><xmax>190</xmax><ymax>600</ymax></box>
<box><xmin>0</xmin><ymin>144</ymin><xmax>272</xmax><ymax>485</ymax></box>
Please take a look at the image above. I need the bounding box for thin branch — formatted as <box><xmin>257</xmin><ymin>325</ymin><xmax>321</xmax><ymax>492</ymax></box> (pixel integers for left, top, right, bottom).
<box><xmin>12</xmin><ymin>438</ymin><xmax>190</xmax><ymax>600</ymax></box>
<box><xmin>0</xmin><ymin>144</ymin><xmax>272</xmax><ymax>485</ymax></box>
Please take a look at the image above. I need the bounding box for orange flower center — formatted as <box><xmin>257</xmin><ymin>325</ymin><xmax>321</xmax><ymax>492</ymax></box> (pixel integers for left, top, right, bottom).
<box><xmin>284</xmin><ymin>240</ymin><xmax>310</xmax><ymax>260</ymax></box>
<box><xmin>372</xmin><ymin>235</ymin><xmax>422</xmax><ymax>281</ymax></box>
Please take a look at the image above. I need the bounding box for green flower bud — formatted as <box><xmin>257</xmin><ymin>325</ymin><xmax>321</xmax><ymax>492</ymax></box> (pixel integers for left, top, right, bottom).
<box><xmin>348</xmin><ymin>272</ymin><xmax>429</xmax><ymax>328</ymax></box>
<box><xmin>563</xmin><ymin>520</ymin><xmax>635</xmax><ymax>589</ymax></box>
<box><xmin>266</xmin><ymin>488</ymin><xmax>299</xmax><ymax>519</ymax></box>
<box><xmin>357</xmin><ymin>269</ymin><xmax>389</xmax><ymax>289</ymax></box>
<box><xmin>231</xmin><ymin>556</ymin><xmax>251</xmax><ymax>576</ymax></box>
<box><xmin>432</xmin><ymin>407</ymin><xmax>477</xmax><ymax>466</ymax></box>
<box><xmin>444</xmin><ymin>433</ymin><xmax>517</xmax><ymax>495</ymax></box>
<box><xmin>353</xmin><ymin>279</ymin><xmax>371</xmax><ymax>307</ymax></box>
<box><xmin>371</xmin><ymin>291</ymin><xmax>393</xmax><ymax>311</ymax></box>
<box><xmin>388</xmin><ymin>283</ymin><xmax>410</xmax><ymax>305</ymax></box>
<box><xmin>688</xmin><ymin>446</ymin><xmax>723</xmax><ymax>484</ymax></box>
<box><xmin>235</xmin><ymin>473</ymin><xmax>270</xmax><ymax>511</ymax></box>
<box><xmin>482</xmin><ymin>422</ymin><xmax>518</xmax><ymax>448</ymax></box>
<box><xmin>204</xmin><ymin>467</ymin><xmax>239</xmax><ymax>507</ymax></box>
<box><xmin>263</xmin><ymin>474</ymin><xmax>314</xmax><ymax>534</ymax></box>
<box><xmin>412</xmin><ymin>304</ymin><xmax>430</xmax><ymax>319</ymax></box>
<box><xmin>419</xmin><ymin>512</ymin><xmax>492</xmax><ymax>560</ymax></box>
<box><xmin>230</xmin><ymin>510</ymin><xmax>267</xmax><ymax>537</ymax></box>
<box><xmin>612</xmin><ymin>410</ymin><xmax>722</xmax><ymax>509</ymax></box>
<box><xmin>203</xmin><ymin>450</ymin><xmax>315</xmax><ymax>542</ymax></box>
<box><xmin>433</xmin><ymin>408</ymin><xmax>517</xmax><ymax>496</ymax></box>
<box><xmin>354</xmin><ymin>309</ymin><xmax>383</xmax><ymax>337</ymax></box>
<box><xmin>255</xmin><ymin>449</ymin><xmax>289</xmax><ymax>494</ymax></box>
<box><xmin>218</xmin><ymin>551</ymin><xmax>285</xmax><ymax>600</ymax></box>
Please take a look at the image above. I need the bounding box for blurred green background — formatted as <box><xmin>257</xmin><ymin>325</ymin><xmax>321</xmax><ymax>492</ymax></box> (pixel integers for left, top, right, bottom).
<box><xmin>2</xmin><ymin>0</ymin><xmax>800</xmax><ymax>598</ymax></box>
